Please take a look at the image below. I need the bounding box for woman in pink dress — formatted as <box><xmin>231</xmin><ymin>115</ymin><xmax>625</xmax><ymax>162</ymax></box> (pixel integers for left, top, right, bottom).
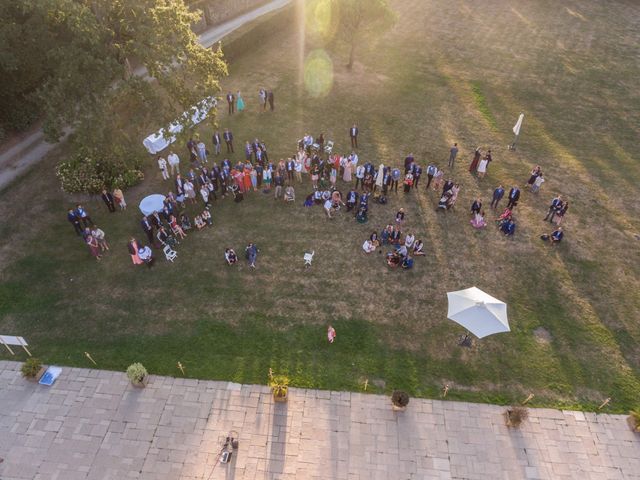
<box><xmin>327</xmin><ymin>325</ymin><xmax>336</xmax><ymax>343</ymax></box>
<box><xmin>231</xmin><ymin>169</ymin><xmax>245</xmax><ymax>193</ymax></box>
<box><xmin>343</xmin><ymin>158</ymin><xmax>352</xmax><ymax>182</ymax></box>
<box><xmin>86</xmin><ymin>234</ymin><xmax>102</xmax><ymax>260</ymax></box>
<box><xmin>127</xmin><ymin>238</ymin><xmax>144</xmax><ymax>265</ymax></box>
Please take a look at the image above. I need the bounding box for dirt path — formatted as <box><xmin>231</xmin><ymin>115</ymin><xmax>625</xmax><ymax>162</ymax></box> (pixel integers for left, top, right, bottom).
<box><xmin>0</xmin><ymin>0</ymin><xmax>292</xmax><ymax>192</ymax></box>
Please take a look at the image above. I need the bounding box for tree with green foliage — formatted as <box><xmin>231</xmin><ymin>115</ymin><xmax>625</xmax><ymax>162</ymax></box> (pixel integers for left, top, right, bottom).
<box><xmin>332</xmin><ymin>0</ymin><xmax>397</xmax><ymax>70</ymax></box>
<box><xmin>0</xmin><ymin>0</ymin><xmax>227</xmax><ymax>193</ymax></box>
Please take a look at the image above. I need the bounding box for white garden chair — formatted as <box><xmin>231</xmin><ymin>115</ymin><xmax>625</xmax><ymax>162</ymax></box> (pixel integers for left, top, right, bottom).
<box><xmin>324</xmin><ymin>140</ymin><xmax>334</xmax><ymax>155</ymax></box>
<box><xmin>163</xmin><ymin>245</ymin><xmax>178</xmax><ymax>262</ymax></box>
<box><xmin>303</xmin><ymin>251</ymin><xmax>315</xmax><ymax>267</ymax></box>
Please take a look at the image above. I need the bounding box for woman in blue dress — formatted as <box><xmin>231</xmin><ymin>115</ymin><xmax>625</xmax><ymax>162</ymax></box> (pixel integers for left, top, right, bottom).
<box><xmin>236</xmin><ymin>91</ymin><xmax>245</xmax><ymax>112</ymax></box>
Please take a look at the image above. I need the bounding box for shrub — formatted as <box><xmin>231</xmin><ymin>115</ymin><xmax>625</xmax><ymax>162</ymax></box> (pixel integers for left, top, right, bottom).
<box><xmin>21</xmin><ymin>358</ymin><xmax>43</xmax><ymax>378</ymax></box>
<box><xmin>391</xmin><ymin>390</ymin><xmax>410</xmax><ymax>407</ymax></box>
<box><xmin>55</xmin><ymin>145</ymin><xmax>144</xmax><ymax>194</ymax></box>
<box><xmin>126</xmin><ymin>363</ymin><xmax>148</xmax><ymax>384</ymax></box>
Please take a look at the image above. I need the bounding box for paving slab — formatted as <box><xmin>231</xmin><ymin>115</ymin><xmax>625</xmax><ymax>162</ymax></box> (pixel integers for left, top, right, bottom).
<box><xmin>1</xmin><ymin>360</ymin><xmax>639</xmax><ymax>479</ymax></box>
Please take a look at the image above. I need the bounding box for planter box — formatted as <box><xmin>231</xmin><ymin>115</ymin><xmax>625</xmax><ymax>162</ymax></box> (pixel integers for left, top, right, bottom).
<box><xmin>627</xmin><ymin>416</ymin><xmax>640</xmax><ymax>433</ymax></box>
<box><xmin>273</xmin><ymin>394</ymin><xmax>287</xmax><ymax>403</ymax></box>
<box><xmin>26</xmin><ymin>366</ymin><xmax>47</xmax><ymax>383</ymax></box>
<box><xmin>392</xmin><ymin>404</ymin><xmax>407</xmax><ymax>412</ymax></box>
<box><xmin>131</xmin><ymin>375</ymin><xmax>149</xmax><ymax>388</ymax></box>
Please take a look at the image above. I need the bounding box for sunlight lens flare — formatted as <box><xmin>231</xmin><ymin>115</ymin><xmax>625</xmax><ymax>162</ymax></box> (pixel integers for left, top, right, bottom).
<box><xmin>304</xmin><ymin>49</ymin><xmax>334</xmax><ymax>98</ymax></box>
<box><xmin>305</xmin><ymin>0</ymin><xmax>338</xmax><ymax>43</ymax></box>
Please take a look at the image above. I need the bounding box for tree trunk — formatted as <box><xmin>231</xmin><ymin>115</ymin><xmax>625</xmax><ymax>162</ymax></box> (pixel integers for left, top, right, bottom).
<box><xmin>347</xmin><ymin>41</ymin><xmax>356</xmax><ymax>70</ymax></box>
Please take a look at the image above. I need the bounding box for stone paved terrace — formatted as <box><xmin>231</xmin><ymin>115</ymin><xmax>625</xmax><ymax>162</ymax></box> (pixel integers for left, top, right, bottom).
<box><xmin>0</xmin><ymin>361</ymin><xmax>639</xmax><ymax>480</ymax></box>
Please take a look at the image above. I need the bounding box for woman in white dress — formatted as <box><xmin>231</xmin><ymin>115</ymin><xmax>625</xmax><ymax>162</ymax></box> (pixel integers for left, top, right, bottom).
<box><xmin>477</xmin><ymin>157</ymin><xmax>489</xmax><ymax>178</ymax></box>
<box><xmin>343</xmin><ymin>157</ymin><xmax>353</xmax><ymax>182</ymax></box>
<box><xmin>184</xmin><ymin>180</ymin><xmax>197</xmax><ymax>204</ymax></box>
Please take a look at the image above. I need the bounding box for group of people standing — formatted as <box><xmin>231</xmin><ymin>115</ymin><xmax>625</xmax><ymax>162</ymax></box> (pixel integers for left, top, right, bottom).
<box><xmin>66</xmin><ymin>204</ymin><xmax>111</xmax><ymax>261</ymax></box>
<box><xmin>226</xmin><ymin>88</ymin><xmax>274</xmax><ymax>115</ymax></box>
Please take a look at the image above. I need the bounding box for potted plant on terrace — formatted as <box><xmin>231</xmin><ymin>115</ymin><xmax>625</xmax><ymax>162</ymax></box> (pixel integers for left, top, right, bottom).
<box><xmin>126</xmin><ymin>362</ymin><xmax>149</xmax><ymax>388</ymax></box>
<box><xmin>269</xmin><ymin>369</ymin><xmax>289</xmax><ymax>402</ymax></box>
<box><xmin>21</xmin><ymin>358</ymin><xmax>46</xmax><ymax>382</ymax></box>
<box><xmin>505</xmin><ymin>405</ymin><xmax>529</xmax><ymax>428</ymax></box>
<box><xmin>627</xmin><ymin>409</ymin><xmax>640</xmax><ymax>433</ymax></box>
<box><xmin>391</xmin><ymin>390</ymin><xmax>410</xmax><ymax>411</ymax></box>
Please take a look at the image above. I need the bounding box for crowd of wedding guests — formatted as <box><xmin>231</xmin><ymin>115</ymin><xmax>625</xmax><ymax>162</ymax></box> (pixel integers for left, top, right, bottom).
<box><xmin>67</xmin><ymin>87</ymin><xmax>570</xmax><ymax>265</ymax></box>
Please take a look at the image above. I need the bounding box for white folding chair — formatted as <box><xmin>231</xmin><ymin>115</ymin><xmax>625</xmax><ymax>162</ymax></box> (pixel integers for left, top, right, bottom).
<box><xmin>163</xmin><ymin>245</ymin><xmax>178</xmax><ymax>262</ymax></box>
<box><xmin>324</xmin><ymin>140</ymin><xmax>334</xmax><ymax>155</ymax></box>
<box><xmin>303</xmin><ymin>251</ymin><xmax>315</xmax><ymax>267</ymax></box>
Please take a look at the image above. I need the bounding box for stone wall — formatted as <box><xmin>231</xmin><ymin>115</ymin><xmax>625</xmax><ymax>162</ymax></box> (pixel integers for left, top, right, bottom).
<box><xmin>189</xmin><ymin>0</ymin><xmax>271</xmax><ymax>33</ymax></box>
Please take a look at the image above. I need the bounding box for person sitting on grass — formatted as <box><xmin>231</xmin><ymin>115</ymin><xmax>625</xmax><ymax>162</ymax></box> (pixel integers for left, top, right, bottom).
<box><xmin>438</xmin><ymin>190</ymin><xmax>453</xmax><ymax>210</ymax></box>
<box><xmin>370</xmin><ymin>232</ymin><xmax>380</xmax><ymax>247</ymax></box>
<box><xmin>396</xmin><ymin>244</ymin><xmax>408</xmax><ymax>258</ymax></box>
<box><xmin>404</xmin><ymin>232</ymin><xmax>415</xmax><ymax>249</ymax></box>
<box><xmin>413</xmin><ymin>240</ymin><xmax>425</xmax><ymax>256</ymax></box>
<box><xmin>331</xmin><ymin>190</ymin><xmax>344</xmax><ymax>209</ymax></box>
<box><xmin>496</xmin><ymin>207</ymin><xmax>513</xmax><ymax>224</ymax></box>
<box><xmin>324</xmin><ymin>199</ymin><xmax>335</xmax><ymax>218</ymax></box>
<box><xmin>201</xmin><ymin>209</ymin><xmax>212</xmax><ymax>226</ymax></box>
<box><xmin>284</xmin><ymin>184</ymin><xmax>295</xmax><ymax>202</ymax></box>
<box><xmin>386</xmin><ymin>251</ymin><xmax>401</xmax><ymax>268</ymax></box>
<box><xmin>180</xmin><ymin>213</ymin><xmax>192</xmax><ymax>231</ymax></box>
<box><xmin>303</xmin><ymin>193</ymin><xmax>314</xmax><ymax>207</ymax></box>
<box><xmin>402</xmin><ymin>255</ymin><xmax>414</xmax><ymax>269</ymax></box>
<box><xmin>470</xmin><ymin>210</ymin><xmax>487</xmax><ymax>229</ymax></box>
<box><xmin>362</xmin><ymin>239</ymin><xmax>377</xmax><ymax>253</ymax></box>
<box><xmin>500</xmin><ymin>218</ymin><xmax>516</xmax><ymax>237</ymax></box>
<box><xmin>551</xmin><ymin>227</ymin><xmax>564</xmax><ymax>244</ymax></box>
<box><xmin>194</xmin><ymin>214</ymin><xmax>205</xmax><ymax>230</ymax></box>
<box><xmin>225</xmin><ymin>248</ymin><xmax>238</xmax><ymax>265</ymax></box>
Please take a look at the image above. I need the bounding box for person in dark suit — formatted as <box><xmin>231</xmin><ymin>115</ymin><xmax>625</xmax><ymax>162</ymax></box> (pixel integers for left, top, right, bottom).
<box><xmin>404</xmin><ymin>153</ymin><xmax>414</xmax><ymax>174</ymax></box>
<box><xmin>100</xmin><ymin>189</ymin><xmax>116</xmax><ymax>212</ymax></box>
<box><xmin>491</xmin><ymin>185</ymin><xmax>505</xmax><ymax>209</ymax></box>
<box><xmin>67</xmin><ymin>209</ymin><xmax>82</xmax><ymax>235</ymax></box>
<box><xmin>212</xmin><ymin>131</ymin><xmax>221</xmax><ymax>156</ymax></box>
<box><xmin>506</xmin><ymin>185</ymin><xmax>520</xmax><ymax>209</ymax></box>
<box><xmin>141</xmin><ymin>216</ymin><xmax>154</xmax><ymax>245</ymax></box>
<box><xmin>411</xmin><ymin>164</ymin><xmax>422</xmax><ymax>189</ymax></box>
<box><xmin>223</xmin><ymin>128</ymin><xmax>234</xmax><ymax>153</ymax></box>
<box><xmin>471</xmin><ymin>198</ymin><xmax>482</xmax><ymax>215</ymax></box>
<box><xmin>350</xmin><ymin>124</ymin><xmax>359</xmax><ymax>148</ymax></box>
<box><xmin>544</xmin><ymin>195</ymin><xmax>563</xmax><ymax>222</ymax></box>
<box><xmin>226</xmin><ymin>92</ymin><xmax>235</xmax><ymax>114</ymax></box>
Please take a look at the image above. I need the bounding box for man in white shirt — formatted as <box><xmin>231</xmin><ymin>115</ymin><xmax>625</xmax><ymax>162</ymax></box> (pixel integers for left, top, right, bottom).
<box><xmin>167</xmin><ymin>151</ymin><xmax>180</xmax><ymax>176</ymax></box>
<box><xmin>157</xmin><ymin>156</ymin><xmax>169</xmax><ymax>180</ymax></box>
<box><xmin>349</xmin><ymin>151</ymin><xmax>359</xmax><ymax>168</ymax></box>
<box><xmin>355</xmin><ymin>165</ymin><xmax>365</xmax><ymax>190</ymax></box>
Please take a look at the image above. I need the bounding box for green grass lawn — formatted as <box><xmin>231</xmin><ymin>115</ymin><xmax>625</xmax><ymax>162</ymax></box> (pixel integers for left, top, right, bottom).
<box><xmin>1</xmin><ymin>0</ymin><xmax>639</xmax><ymax>411</ymax></box>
